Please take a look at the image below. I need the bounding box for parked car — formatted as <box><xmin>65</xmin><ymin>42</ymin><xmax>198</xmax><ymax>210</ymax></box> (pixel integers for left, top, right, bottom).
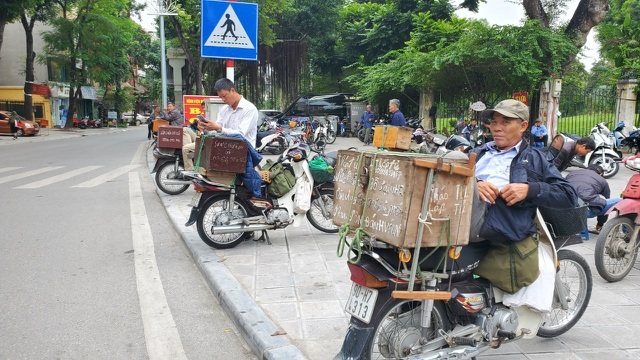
<box><xmin>0</xmin><ymin>110</ymin><xmax>40</xmax><ymax>136</ymax></box>
<box><xmin>260</xmin><ymin>109</ymin><xmax>281</xmax><ymax>118</ymax></box>
<box><xmin>122</xmin><ymin>113</ymin><xmax>147</xmax><ymax>125</ymax></box>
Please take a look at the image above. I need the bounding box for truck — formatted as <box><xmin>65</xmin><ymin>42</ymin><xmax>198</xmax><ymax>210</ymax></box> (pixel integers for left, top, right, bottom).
<box><xmin>274</xmin><ymin>93</ymin><xmax>366</xmax><ymax>134</ymax></box>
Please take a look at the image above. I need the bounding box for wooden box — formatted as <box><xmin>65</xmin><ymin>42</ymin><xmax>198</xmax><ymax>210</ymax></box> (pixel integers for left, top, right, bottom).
<box><xmin>333</xmin><ymin>150</ymin><xmax>475</xmax><ymax>248</ymax></box>
<box><xmin>373</xmin><ymin>126</ymin><xmax>412</xmax><ymax>150</ymax></box>
<box><xmin>153</xmin><ymin>119</ymin><xmax>169</xmax><ymax>132</ymax></box>
<box><xmin>194</xmin><ymin>136</ymin><xmax>248</xmax><ymax>173</ymax></box>
<box><xmin>157</xmin><ymin>125</ymin><xmax>183</xmax><ymax>149</ymax></box>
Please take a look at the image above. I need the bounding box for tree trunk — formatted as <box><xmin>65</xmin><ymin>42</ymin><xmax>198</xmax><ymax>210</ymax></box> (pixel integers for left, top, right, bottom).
<box><xmin>21</xmin><ymin>13</ymin><xmax>36</xmax><ymax>121</ymax></box>
<box><xmin>0</xmin><ymin>21</ymin><xmax>6</xmax><ymax>59</ymax></box>
<box><xmin>561</xmin><ymin>0</ymin><xmax>609</xmax><ymax>74</ymax></box>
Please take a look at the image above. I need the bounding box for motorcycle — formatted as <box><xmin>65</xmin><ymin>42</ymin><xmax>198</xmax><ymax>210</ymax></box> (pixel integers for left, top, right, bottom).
<box><xmin>256</xmin><ymin>126</ymin><xmax>287</xmax><ymax>155</ymax></box>
<box><xmin>468</xmin><ymin>123</ymin><xmax>492</xmax><ymax>148</ymax></box>
<box><xmin>335</xmin><ymin>209</ymin><xmax>592</xmax><ymax>360</ymax></box>
<box><xmin>185</xmin><ymin>143</ymin><xmax>338</xmax><ymax>249</ymax></box>
<box><xmin>73</xmin><ymin>115</ymin><xmax>88</xmax><ymax>129</ymax></box>
<box><xmin>614</xmin><ymin>120</ymin><xmax>640</xmax><ymax>154</ymax></box>
<box><xmin>87</xmin><ymin>117</ymin><xmax>102</xmax><ymax>128</ymax></box>
<box><xmin>594</xmin><ymin>155</ymin><xmax>640</xmax><ymax>282</ymax></box>
<box><xmin>560</xmin><ymin>122</ymin><xmax>622</xmax><ymax>178</ymax></box>
<box><xmin>413</xmin><ymin>128</ymin><xmax>471</xmax><ymax>155</ymax></box>
<box><xmin>151</xmin><ymin>147</ymin><xmax>196</xmax><ymax>195</ymax></box>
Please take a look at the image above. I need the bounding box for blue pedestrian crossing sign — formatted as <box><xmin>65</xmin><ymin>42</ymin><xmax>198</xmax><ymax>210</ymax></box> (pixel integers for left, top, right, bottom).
<box><xmin>201</xmin><ymin>0</ymin><xmax>258</xmax><ymax>61</ymax></box>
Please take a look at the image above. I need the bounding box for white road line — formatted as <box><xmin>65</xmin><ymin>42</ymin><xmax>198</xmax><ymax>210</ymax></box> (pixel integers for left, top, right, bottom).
<box><xmin>72</xmin><ymin>165</ymin><xmax>140</xmax><ymax>188</ymax></box>
<box><xmin>0</xmin><ymin>167</ymin><xmax>23</xmax><ymax>174</ymax></box>
<box><xmin>131</xmin><ymin>141</ymin><xmax>146</xmax><ymax>166</ymax></box>
<box><xmin>0</xmin><ymin>166</ymin><xmax>64</xmax><ymax>184</ymax></box>
<box><xmin>15</xmin><ymin>166</ymin><xmax>102</xmax><ymax>189</ymax></box>
<box><xmin>128</xmin><ymin>172</ymin><xmax>187</xmax><ymax>360</ymax></box>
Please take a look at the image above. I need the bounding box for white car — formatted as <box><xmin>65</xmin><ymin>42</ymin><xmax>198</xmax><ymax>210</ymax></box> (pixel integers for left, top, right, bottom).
<box><xmin>123</xmin><ymin>113</ymin><xmax>147</xmax><ymax>125</ymax></box>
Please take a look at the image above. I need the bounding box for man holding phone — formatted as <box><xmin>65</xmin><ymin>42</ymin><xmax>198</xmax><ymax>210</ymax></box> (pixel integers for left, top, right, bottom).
<box><xmin>181</xmin><ymin>79</ymin><xmax>258</xmax><ymax>171</ymax></box>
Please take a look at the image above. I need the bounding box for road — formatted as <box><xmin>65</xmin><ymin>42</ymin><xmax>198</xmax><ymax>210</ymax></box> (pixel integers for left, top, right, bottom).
<box><xmin>0</xmin><ymin>128</ymin><xmax>256</xmax><ymax>360</ymax></box>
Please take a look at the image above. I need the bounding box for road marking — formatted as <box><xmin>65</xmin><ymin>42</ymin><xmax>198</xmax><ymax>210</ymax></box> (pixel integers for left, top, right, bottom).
<box><xmin>0</xmin><ymin>167</ymin><xmax>22</xmax><ymax>174</ymax></box>
<box><xmin>129</xmin><ymin>172</ymin><xmax>187</xmax><ymax>359</ymax></box>
<box><xmin>72</xmin><ymin>165</ymin><xmax>140</xmax><ymax>188</ymax></box>
<box><xmin>131</xmin><ymin>142</ymin><xmax>146</xmax><ymax>166</ymax></box>
<box><xmin>0</xmin><ymin>166</ymin><xmax>64</xmax><ymax>184</ymax></box>
<box><xmin>15</xmin><ymin>166</ymin><xmax>102</xmax><ymax>189</ymax></box>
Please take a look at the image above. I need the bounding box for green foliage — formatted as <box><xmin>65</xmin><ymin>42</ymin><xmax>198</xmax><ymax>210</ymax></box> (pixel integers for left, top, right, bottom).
<box><xmin>597</xmin><ymin>0</ymin><xmax>640</xmax><ymax>78</ymax></box>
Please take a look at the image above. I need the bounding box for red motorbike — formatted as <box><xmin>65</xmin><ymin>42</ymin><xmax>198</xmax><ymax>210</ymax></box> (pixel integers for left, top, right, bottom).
<box><xmin>595</xmin><ymin>155</ymin><xmax>640</xmax><ymax>282</ymax></box>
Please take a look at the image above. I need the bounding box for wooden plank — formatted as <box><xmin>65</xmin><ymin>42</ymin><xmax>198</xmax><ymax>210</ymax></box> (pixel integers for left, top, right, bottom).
<box><xmin>392</xmin><ymin>290</ymin><xmax>452</xmax><ymax>300</ymax></box>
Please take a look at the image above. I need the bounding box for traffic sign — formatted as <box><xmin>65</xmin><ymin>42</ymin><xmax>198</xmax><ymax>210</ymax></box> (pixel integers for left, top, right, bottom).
<box><xmin>201</xmin><ymin>0</ymin><xmax>258</xmax><ymax>61</ymax></box>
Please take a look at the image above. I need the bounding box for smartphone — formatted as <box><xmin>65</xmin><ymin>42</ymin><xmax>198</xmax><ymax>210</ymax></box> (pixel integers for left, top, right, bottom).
<box><xmin>197</xmin><ymin>114</ymin><xmax>207</xmax><ymax>123</ymax></box>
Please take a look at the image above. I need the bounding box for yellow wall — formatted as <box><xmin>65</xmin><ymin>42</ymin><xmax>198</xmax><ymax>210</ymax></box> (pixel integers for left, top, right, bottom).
<box><xmin>0</xmin><ymin>86</ymin><xmax>52</xmax><ymax>128</ymax></box>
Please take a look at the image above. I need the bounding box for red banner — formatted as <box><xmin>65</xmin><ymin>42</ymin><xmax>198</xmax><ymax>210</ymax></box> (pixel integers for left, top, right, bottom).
<box><xmin>31</xmin><ymin>83</ymin><xmax>51</xmax><ymax>97</ymax></box>
<box><xmin>513</xmin><ymin>92</ymin><xmax>528</xmax><ymax>105</ymax></box>
<box><xmin>182</xmin><ymin>95</ymin><xmax>219</xmax><ymax>124</ymax></box>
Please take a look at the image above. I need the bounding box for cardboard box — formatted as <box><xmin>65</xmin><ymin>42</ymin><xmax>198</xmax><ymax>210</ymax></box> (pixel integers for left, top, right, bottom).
<box><xmin>194</xmin><ymin>136</ymin><xmax>248</xmax><ymax>173</ymax></box>
<box><xmin>332</xmin><ymin>150</ymin><xmax>475</xmax><ymax>248</ymax></box>
<box><xmin>157</xmin><ymin>125</ymin><xmax>183</xmax><ymax>149</ymax></box>
<box><xmin>153</xmin><ymin>119</ymin><xmax>169</xmax><ymax>132</ymax></box>
<box><xmin>373</xmin><ymin>126</ymin><xmax>412</xmax><ymax>150</ymax></box>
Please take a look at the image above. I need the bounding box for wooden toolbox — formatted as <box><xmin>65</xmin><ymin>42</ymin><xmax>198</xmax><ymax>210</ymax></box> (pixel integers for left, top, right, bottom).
<box><xmin>194</xmin><ymin>136</ymin><xmax>248</xmax><ymax>174</ymax></box>
<box><xmin>157</xmin><ymin>125</ymin><xmax>183</xmax><ymax>149</ymax></box>
<box><xmin>373</xmin><ymin>126</ymin><xmax>413</xmax><ymax>150</ymax></box>
<box><xmin>332</xmin><ymin>150</ymin><xmax>476</xmax><ymax>248</ymax></box>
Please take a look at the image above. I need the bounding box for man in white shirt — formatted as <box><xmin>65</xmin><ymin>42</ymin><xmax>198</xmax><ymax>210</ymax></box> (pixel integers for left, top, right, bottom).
<box><xmin>183</xmin><ymin>78</ymin><xmax>259</xmax><ymax>171</ymax></box>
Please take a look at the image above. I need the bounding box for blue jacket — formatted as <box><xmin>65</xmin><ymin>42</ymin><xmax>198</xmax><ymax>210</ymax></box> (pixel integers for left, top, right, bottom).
<box><xmin>390</xmin><ymin>110</ymin><xmax>406</xmax><ymax>126</ymax></box>
<box><xmin>472</xmin><ymin>141</ymin><xmax>578</xmax><ymax>242</ymax></box>
<box><xmin>360</xmin><ymin>111</ymin><xmax>375</xmax><ymax>128</ymax></box>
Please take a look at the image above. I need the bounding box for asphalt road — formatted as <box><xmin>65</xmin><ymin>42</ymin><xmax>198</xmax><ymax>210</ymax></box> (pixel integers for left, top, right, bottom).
<box><xmin>0</xmin><ymin>128</ymin><xmax>256</xmax><ymax>360</ymax></box>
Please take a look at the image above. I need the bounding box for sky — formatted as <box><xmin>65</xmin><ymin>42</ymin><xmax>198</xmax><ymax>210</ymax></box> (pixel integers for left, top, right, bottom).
<box><xmin>134</xmin><ymin>0</ymin><xmax>601</xmax><ymax>71</ymax></box>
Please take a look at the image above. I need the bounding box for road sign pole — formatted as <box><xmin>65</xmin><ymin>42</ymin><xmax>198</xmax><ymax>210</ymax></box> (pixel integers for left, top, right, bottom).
<box><xmin>226</xmin><ymin>59</ymin><xmax>235</xmax><ymax>82</ymax></box>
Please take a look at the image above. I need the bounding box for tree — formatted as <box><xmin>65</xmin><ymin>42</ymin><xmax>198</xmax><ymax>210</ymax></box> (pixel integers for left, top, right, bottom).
<box><xmin>0</xmin><ymin>0</ymin><xmax>26</xmax><ymax>57</ymax></box>
<box><xmin>597</xmin><ymin>0</ymin><xmax>640</xmax><ymax>78</ymax></box>
<box><xmin>42</xmin><ymin>0</ymin><xmax>144</xmax><ymax>128</ymax></box>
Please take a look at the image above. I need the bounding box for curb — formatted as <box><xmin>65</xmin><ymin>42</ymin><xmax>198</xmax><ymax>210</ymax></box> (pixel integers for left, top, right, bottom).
<box><xmin>149</xmin><ymin>149</ymin><xmax>307</xmax><ymax>360</ymax></box>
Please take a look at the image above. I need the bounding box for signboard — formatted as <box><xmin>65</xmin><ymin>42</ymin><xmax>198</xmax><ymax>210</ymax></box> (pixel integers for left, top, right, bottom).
<box><xmin>183</xmin><ymin>95</ymin><xmax>220</xmax><ymax>124</ymax></box>
<box><xmin>513</xmin><ymin>92</ymin><xmax>529</xmax><ymax>105</ymax></box>
<box><xmin>201</xmin><ymin>0</ymin><xmax>258</xmax><ymax>60</ymax></box>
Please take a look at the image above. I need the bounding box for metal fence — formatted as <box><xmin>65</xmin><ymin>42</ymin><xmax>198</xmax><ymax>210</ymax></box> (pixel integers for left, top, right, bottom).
<box><xmin>557</xmin><ymin>86</ymin><xmax>618</xmax><ymax>136</ymax></box>
<box><xmin>0</xmin><ymin>100</ymin><xmax>45</xmax><ymax>119</ymax></box>
<box><xmin>432</xmin><ymin>92</ymin><xmax>511</xmax><ymax>133</ymax></box>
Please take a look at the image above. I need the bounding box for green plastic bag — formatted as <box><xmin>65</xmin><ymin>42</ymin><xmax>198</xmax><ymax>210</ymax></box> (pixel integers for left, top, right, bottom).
<box><xmin>308</xmin><ymin>156</ymin><xmax>334</xmax><ymax>183</ymax></box>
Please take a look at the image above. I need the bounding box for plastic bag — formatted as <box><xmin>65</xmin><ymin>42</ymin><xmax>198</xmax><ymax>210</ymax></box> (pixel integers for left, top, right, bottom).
<box><xmin>294</xmin><ymin>173</ymin><xmax>312</xmax><ymax>213</ymax></box>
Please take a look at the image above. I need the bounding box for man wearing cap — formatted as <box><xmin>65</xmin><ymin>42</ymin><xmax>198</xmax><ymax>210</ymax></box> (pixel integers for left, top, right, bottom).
<box><xmin>468</xmin><ymin>99</ymin><xmax>578</xmax><ymax>293</ymax></box>
<box><xmin>531</xmin><ymin>119</ymin><xmax>548</xmax><ymax>148</ymax></box>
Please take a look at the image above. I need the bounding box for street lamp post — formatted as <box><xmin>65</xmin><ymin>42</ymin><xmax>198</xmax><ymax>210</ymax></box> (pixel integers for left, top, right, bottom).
<box><xmin>149</xmin><ymin>0</ymin><xmax>178</xmax><ymax>110</ymax></box>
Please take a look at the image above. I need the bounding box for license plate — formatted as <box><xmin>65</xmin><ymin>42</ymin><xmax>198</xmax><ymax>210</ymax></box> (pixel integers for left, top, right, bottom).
<box><xmin>345</xmin><ymin>283</ymin><xmax>378</xmax><ymax>324</ymax></box>
<box><xmin>189</xmin><ymin>192</ymin><xmax>202</xmax><ymax>207</ymax></box>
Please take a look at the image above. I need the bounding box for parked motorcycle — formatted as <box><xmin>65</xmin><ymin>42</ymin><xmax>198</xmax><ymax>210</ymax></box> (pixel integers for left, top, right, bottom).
<box><xmin>335</xmin><ymin>209</ymin><xmax>592</xmax><ymax>359</ymax></box>
<box><xmin>594</xmin><ymin>155</ymin><xmax>640</xmax><ymax>282</ymax></box>
<box><xmin>256</xmin><ymin>126</ymin><xmax>287</xmax><ymax>155</ymax></box>
<box><xmin>151</xmin><ymin>147</ymin><xmax>194</xmax><ymax>195</ymax></box>
<box><xmin>73</xmin><ymin>116</ymin><xmax>88</xmax><ymax>129</ymax></box>
<box><xmin>561</xmin><ymin>122</ymin><xmax>622</xmax><ymax>178</ymax></box>
<box><xmin>614</xmin><ymin>120</ymin><xmax>640</xmax><ymax>154</ymax></box>
<box><xmin>87</xmin><ymin>117</ymin><xmax>102</xmax><ymax>128</ymax></box>
<box><xmin>468</xmin><ymin>123</ymin><xmax>492</xmax><ymax>148</ymax></box>
<box><xmin>185</xmin><ymin>143</ymin><xmax>338</xmax><ymax>249</ymax></box>
<box><xmin>414</xmin><ymin>128</ymin><xmax>471</xmax><ymax>155</ymax></box>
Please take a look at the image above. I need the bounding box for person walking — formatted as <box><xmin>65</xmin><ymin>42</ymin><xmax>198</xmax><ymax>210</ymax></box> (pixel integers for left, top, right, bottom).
<box><xmin>566</xmin><ymin>164</ymin><xmax>622</xmax><ymax>234</ymax></box>
<box><xmin>388</xmin><ymin>99</ymin><xmax>406</xmax><ymax>126</ymax></box>
<box><xmin>9</xmin><ymin>111</ymin><xmax>20</xmax><ymax>139</ymax></box>
<box><xmin>359</xmin><ymin>105</ymin><xmax>375</xmax><ymax>145</ymax></box>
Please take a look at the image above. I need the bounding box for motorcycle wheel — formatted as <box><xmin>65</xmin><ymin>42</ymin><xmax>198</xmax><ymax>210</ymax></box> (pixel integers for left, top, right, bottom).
<box><xmin>358</xmin><ymin>128</ymin><xmax>365</xmax><ymax>143</ymax></box>
<box><xmin>537</xmin><ymin>249</ymin><xmax>592</xmax><ymax>338</ymax></box>
<box><xmin>306</xmin><ymin>189</ymin><xmax>339</xmax><ymax>233</ymax></box>
<box><xmin>594</xmin><ymin>217</ymin><xmax>639</xmax><ymax>282</ymax></box>
<box><xmin>79</xmin><ymin>123</ymin><xmax>87</xmax><ymax>129</ymax></box>
<box><xmin>589</xmin><ymin>154</ymin><xmax>619</xmax><ymax>178</ymax></box>
<box><xmin>155</xmin><ymin>162</ymin><xmax>189</xmax><ymax>195</ymax></box>
<box><xmin>270</xmin><ymin>138</ymin><xmax>286</xmax><ymax>155</ymax></box>
<box><xmin>368</xmin><ymin>300</ymin><xmax>451</xmax><ymax>359</ymax></box>
<box><xmin>196</xmin><ymin>194</ymin><xmax>250</xmax><ymax>249</ymax></box>
<box><xmin>326</xmin><ymin>130</ymin><xmax>337</xmax><ymax>144</ymax></box>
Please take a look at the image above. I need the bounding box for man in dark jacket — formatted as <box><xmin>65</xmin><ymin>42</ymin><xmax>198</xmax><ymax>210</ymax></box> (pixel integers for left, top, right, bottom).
<box><xmin>359</xmin><ymin>105</ymin><xmax>375</xmax><ymax>145</ymax></box>
<box><xmin>566</xmin><ymin>164</ymin><xmax>621</xmax><ymax>233</ymax></box>
<box><xmin>550</xmin><ymin>136</ymin><xmax>596</xmax><ymax>172</ymax></box>
<box><xmin>388</xmin><ymin>99</ymin><xmax>406</xmax><ymax>126</ymax></box>
<box><xmin>469</xmin><ymin>99</ymin><xmax>578</xmax><ymax>292</ymax></box>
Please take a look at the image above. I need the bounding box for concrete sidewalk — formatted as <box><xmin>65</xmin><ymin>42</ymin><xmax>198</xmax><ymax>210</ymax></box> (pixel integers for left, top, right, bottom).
<box><xmin>149</xmin><ymin>137</ymin><xmax>640</xmax><ymax>360</ymax></box>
